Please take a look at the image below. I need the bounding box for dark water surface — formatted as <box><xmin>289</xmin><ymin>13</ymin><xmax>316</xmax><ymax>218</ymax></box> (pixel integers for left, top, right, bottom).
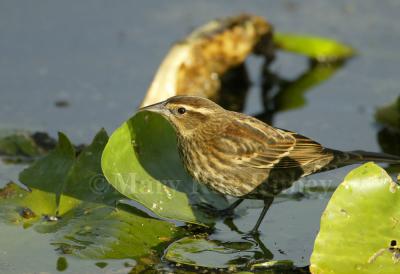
<box><xmin>1</xmin><ymin>0</ymin><xmax>399</xmax><ymax>273</ymax></box>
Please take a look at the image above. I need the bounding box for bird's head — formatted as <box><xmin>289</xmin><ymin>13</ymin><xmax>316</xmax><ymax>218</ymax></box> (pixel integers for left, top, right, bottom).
<box><xmin>139</xmin><ymin>96</ymin><xmax>224</xmax><ymax>136</ymax></box>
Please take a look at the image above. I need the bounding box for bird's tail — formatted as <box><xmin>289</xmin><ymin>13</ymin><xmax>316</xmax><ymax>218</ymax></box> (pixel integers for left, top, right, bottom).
<box><xmin>331</xmin><ymin>149</ymin><xmax>400</xmax><ymax>167</ymax></box>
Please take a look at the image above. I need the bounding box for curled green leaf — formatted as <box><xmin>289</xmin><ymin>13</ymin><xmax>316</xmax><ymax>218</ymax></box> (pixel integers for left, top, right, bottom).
<box><xmin>101</xmin><ymin>112</ymin><xmax>229</xmax><ymax>225</ymax></box>
<box><xmin>274</xmin><ymin>32</ymin><xmax>355</xmax><ymax>62</ymax></box>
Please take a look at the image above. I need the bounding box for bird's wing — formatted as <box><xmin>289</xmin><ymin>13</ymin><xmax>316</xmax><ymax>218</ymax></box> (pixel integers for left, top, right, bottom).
<box><xmin>210</xmin><ymin>116</ymin><xmax>295</xmax><ymax>169</ymax></box>
<box><xmin>273</xmin><ymin>131</ymin><xmax>334</xmax><ymax>170</ymax></box>
<box><xmin>211</xmin><ymin>115</ymin><xmax>333</xmax><ymax>171</ymax></box>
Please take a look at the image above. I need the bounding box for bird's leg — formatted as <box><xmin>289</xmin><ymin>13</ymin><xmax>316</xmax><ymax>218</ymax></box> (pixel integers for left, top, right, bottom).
<box><xmin>250</xmin><ymin>197</ymin><xmax>274</xmax><ymax>235</ymax></box>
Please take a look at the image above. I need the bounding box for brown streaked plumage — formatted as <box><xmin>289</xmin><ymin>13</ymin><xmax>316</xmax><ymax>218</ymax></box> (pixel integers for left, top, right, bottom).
<box><xmin>140</xmin><ymin>95</ymin><xmax>400</xmax><ymax>233</ymax></box>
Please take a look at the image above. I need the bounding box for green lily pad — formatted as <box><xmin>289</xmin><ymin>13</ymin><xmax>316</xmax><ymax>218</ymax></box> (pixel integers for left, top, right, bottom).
<box><xmin>101</xmin><ymin>111</ymin><xmax>229</xmax><ymax>225</ymax></box>
<box><xmin>0</xmin><ymin>130</ymin><xmax>180</xmax><ymax>260</ymax></box>
<box><xmin>375</xmin><ymin>97</ymin><xmax>400</xmax><ymax>130</ymax></box>
<box><xmin>274</xmin><ymin>32</ymin><xmax>355</xmax><ymax>61</ymax></box>
<box><xmin>165</xmin><ymin>236</ymin><xmax>255</xmax><ymax>270</ymax></box>
<box><xmin>165</xmin><ymin>236</ymin><xmax>295</xmax><ymax>272</ymax></box>
<box><xmin>310</xmin><ymin>162</ymin><xmax>400</xmax><ymax>274</ymax></box>
<box><xmin>0</xmin><ymin>132</ymin><xmax>40</xmax><ymax>157</ymax></box>
<box><xmin>0</xmin><ymin>130</ymin><xmax>58</xmax><ymax>157</ymax></box>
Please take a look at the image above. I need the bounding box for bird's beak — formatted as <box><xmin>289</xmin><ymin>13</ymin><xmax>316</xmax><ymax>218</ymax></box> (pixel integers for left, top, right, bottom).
<box><xmin>138</xmin><ymin>101</ymin><xmax>168</xmax><ymax>116</ymax></box>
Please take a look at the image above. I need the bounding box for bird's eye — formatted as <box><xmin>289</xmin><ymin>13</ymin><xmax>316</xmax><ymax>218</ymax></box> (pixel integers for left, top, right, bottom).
<box><xmin>177</xmin><ymin>107</ymin><xmax>186</xmax><ymax>115</ymax></box>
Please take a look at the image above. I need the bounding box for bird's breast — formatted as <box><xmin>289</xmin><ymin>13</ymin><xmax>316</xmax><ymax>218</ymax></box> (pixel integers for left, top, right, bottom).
<box><xmin>176</xmin><ymin>135</ymin><xmax>267</xmax><ymax>197</ymax></box>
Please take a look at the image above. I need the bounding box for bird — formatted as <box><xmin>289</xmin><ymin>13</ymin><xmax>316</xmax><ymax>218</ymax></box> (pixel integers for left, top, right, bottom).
<box><xmin>140</xmin><ymin>95</ymin><xmax>400</xmax><ymax>233</ymax></box>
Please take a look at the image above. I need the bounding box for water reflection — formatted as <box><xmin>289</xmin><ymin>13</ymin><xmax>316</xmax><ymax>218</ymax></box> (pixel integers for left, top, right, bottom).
<box><xmin>217</xmin><ymin>63</ymin><xmax>251</xmax><ymax>112</ymax></box>
<box><xmin>377</xmin><ymin>127</ymin><xmax>400</xmax><ymax>175</ymax></box>
<box><xmin>378</xmin><ymin>127</ymin><xmax>400</xmax><ymax>157</ymax></box>
<box><xmin>257</xmin><ymin>59</ymin><xmax>344</xmax><ymax>124</ymax></box>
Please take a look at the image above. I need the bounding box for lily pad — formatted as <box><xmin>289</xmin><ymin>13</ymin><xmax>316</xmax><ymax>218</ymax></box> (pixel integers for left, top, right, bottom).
<box><xmin>0</xmin><ymin>130</ymin><xmax>58</xmax><ymax>157</ymax></box>
<box><xmin>0</xmin><ymin>132</ymin><xmax>40</xmax><ymax>157</ymax></box>
<box><xmin>165</xmin><ymin>236</ymin><xmax>256</xmax><ymax>270</ymax></box>
<box><xmin>101</xmin><ymin>111</ymin><xmax>229</xmax><ymax>225</ymax></box>
<box><xmin>165</xmin><ymin>236</ymin><xmax>295</xmax><ymax>272</ymax></box>
<box><xmin>274</xmin><ymin>32</ymin><xmax>355</xmax><ymax>61</ymax></box>
<box><xmin>310</xmin><ymin>162</ymin><xmax>400</xmax><ymax>274</ymax></box>
<box><xmin>0</xmin><ymin>130</ymin><xmax>180</xmax><ymax>260</ymax></box>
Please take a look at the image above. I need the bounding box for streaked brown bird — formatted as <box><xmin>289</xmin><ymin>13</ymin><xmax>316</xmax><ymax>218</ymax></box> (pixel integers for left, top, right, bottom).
<box><xmin>140</xmin><ymin>95</ymin><xmax>400</xmax><ymax>233</ymax></box>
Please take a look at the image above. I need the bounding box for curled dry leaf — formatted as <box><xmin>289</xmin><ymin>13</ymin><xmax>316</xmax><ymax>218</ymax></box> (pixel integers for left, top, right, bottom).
<box><xmin>141</xmin><ymin>14</ymin><xmax>273</xmax><ymax>107</ymax></box>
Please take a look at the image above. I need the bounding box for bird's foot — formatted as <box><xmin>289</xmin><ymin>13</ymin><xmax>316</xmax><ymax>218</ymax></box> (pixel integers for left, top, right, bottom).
<box><xmin>242</xmin><ymin>228</ymin><xmax>261</xmax><ymax>238</ymax></box>
<box><xmin>248</xmin><ymin>228</ymin><xmax>261</xmax><ymax>236</ymax></box>
<box><xmin>197</xmin><ymin>203</ymin><xmax>236</xmax><ymax>217</ymax></box>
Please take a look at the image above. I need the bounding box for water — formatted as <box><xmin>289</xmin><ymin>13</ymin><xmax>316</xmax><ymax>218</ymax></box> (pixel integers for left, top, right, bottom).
<box><xmin>0</xmin><ymin>0</ymin><xmax>399</xmax><ymax>272</ymax></box>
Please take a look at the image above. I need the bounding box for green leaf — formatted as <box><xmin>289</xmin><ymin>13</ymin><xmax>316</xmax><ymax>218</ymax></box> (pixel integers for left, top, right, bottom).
<box><xmin>0</xmin><ymin>131</ymin><xmax>56</xmax><ymax>161</ymax></box>
<box><xmin>19</xmin><ymin>132</ymin><xmax>76</xmax><ymax>215</ymax></box>
<box><xmin>47</xmin><ymin>203</ymin><xmax>177</xmax><ymax>259</ymax></box>
<box><xmin>274</xmin><ymin>32</ymin><xmax>355</xmax><ymax>61</ymax></box>
<box><xmin>375</xmin><ymin>97</ymin><xmax>400</xmax><ymax>130</ymax></box>
<box><xmin>0</xmin><ymin>133</ymin><xmax>39</xmax><ymax>157</ymax></box>
<box><xmin>165</xmin><ymin>236</ymin><xmax>294</xmax><ymax>272</ymax></box>
<box><xmin>165</xmin><ymin>236</ymin><xmax>255</xmax><ymax>269</ymax></box>
<box><xmin>310</xmin><ymin>162</ymin><xmax>400</xmax><ymax>274</ymax></box>
<box><xmin>101</xmin><ymin>111</ymin><xmax>229</xmax><ymax>225</ymax></box>
<box><xmin>0</xmin><ymin>129</ymin><xmax>180</xmax><ymax>261</ymax></box>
